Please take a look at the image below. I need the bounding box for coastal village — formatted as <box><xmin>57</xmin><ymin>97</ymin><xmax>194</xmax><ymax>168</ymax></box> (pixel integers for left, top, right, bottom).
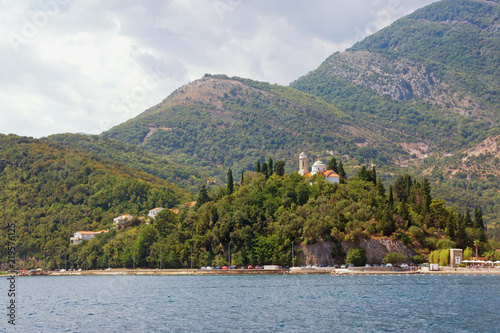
<box><xmin>57</xmin><ymin>152</ymin><xmax>500</xmax><ymax>275</ymax></box>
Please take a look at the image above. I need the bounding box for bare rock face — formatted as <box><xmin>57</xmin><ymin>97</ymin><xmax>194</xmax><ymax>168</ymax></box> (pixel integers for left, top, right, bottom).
<box><xmin>322</xmin><ymin>50</ymin><xmax>479</xmax><ymax>115</ymax></box>
<box><xmin>295</xmin><ymin>241</ymin><xmax>335</xmax><ymax>266</ymax></box>
<box><xmin>296</xmin><ymin>238</ymin><xmax>416</xmax><ymax>266</ymax></box>
<box><xmin>342</xmin><ymin>238</ymin><xmax>416</xmax><ymax>264</ymax></box>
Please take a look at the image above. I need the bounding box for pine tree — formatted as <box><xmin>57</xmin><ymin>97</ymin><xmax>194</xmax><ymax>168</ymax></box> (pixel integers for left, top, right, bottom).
<box><xmin>327</xmin><ymin>156</ymin><xmax>338</xmax><ymax>173</ymax></box>
<box><xmin>226</xmin><ymin>168</ymin><xmax>234</xmax><ymax>194</ymax></box>
<box><xmin>275</xmin><ymin>160</ymin><xmax>285</xmax><ymax>177</ymax></box>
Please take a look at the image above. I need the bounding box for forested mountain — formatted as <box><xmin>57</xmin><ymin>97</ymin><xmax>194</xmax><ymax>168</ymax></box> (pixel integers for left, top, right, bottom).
<box><xmin>0</xmin><ymin>134</ymin><xmax>192</xmax><ymax>268</ymax></box>
<box><xmin>290</xmin><ymin>0</ymin><xmax>500</xmax><ymax>239</ymax></box>
<box><xmin>47</xmin><ymin>133</ymin><xmax>208</xmax><ymax>193</ymax></box>
<box><xmin>103</xmin><ymin>74</ymin><xmax>393</xmax><ymax>176</ymax></box>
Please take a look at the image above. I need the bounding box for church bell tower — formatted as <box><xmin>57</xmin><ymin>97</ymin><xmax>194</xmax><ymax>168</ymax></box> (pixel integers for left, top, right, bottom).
<box><xmin>298</xmin><ymin>152</ymin><xmax>309</xmax><ymax>175</ymax></box>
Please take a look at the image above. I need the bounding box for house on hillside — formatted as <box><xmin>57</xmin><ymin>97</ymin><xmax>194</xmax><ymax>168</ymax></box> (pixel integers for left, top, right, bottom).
<box><xmin>148</xmin><ymin>207</ymin><xmax>164</xmax><ymax>219</ymax></box>
<box><xmin>70</xmin><ymin>230</ymin><xmax>108</xmax><ymax>245</ymax></box>
<box><xmin>298</xmin><ymin>152</ymin><xmax>340</xmax><ymax>183</ymax></box>
<box><xmin>113</xmin><ymin>214</ymin><xmax>133</xmax><ymax>229</ymax></box>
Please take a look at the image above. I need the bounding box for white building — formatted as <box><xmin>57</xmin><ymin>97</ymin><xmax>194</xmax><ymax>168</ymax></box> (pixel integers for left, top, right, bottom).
<box><xmin>148</xmin><ymin>207</ymin><xmax>164</xmax><ymax>219</ymax></box>
<box><xmin>70</xmin><ymin>230</ymin><xmax>108</xmax><ymax>245</ymax></box>
<box><xmin>113</xmin><ymin>214</ymin><xmax>133</xmax><ymax>229</ymax></box>
<box><xmin>299</xmin><ymin>153</ymin><xmax>340</xmax><ymax>184</ymax></box>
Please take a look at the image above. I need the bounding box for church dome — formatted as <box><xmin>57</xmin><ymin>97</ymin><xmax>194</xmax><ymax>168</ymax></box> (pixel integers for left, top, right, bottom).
<box><xmin>312</xmin><ymin>160</ymin><xmax>325</xmax><ymax>166</ymax></box>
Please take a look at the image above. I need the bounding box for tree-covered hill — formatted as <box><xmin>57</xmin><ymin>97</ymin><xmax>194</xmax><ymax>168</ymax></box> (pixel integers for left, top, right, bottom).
<box><xmin>290</xmin><ymin>0</ymin><xmax>500</xmax><ymax>239</ymax></box>
<box><xmin>47</xmin><ymin>133</ymin><xmax>208</xmax><ymax>193</ymax></box>
<box><xmin>0</xmin><ymin>134</ymin><xmax>192</xmax><ymax>267</ymax></box>
<box><xmin>102</xmin><ymin>75</ymin><xmax>400</xmax><ymax>178</ymax></box>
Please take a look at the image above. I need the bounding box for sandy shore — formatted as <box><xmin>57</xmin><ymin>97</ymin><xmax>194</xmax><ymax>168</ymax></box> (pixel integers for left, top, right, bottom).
<box><xmin>35</xmin><ymin>267</ymin><xmax>500</xmax><ymax>276</ymax></box>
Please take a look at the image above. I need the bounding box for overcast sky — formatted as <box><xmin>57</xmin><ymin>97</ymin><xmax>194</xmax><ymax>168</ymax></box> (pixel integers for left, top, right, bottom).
<box><xmin>0</xmin><ymin>0</ymin><xmax>439</xmax><ymax>138</ymax></box>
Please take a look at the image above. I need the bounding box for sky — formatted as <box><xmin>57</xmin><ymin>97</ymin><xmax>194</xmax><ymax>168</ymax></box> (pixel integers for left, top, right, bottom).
<box><xmin>0</xmin><ymin>0</ymin><xmax>439</xmax><ymax>138</ymax></box>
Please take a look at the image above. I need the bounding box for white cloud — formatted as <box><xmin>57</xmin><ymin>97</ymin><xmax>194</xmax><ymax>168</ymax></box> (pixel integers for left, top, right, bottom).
<box><xmin>0</xmin><ymin>0</ymin><xmax>439</xmax><ymax>138</ymax></box>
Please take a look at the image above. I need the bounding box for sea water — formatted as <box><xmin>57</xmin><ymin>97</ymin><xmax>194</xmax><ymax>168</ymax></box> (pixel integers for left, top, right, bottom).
<box><xmin>3</xmin><ymin>274</ymin><xmax>499</xmax><ymax>332</ymax></box>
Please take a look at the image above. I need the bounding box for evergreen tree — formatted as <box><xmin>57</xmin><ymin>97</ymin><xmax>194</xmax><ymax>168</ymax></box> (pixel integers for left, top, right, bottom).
<box><xmin>337</xmin><ymin>161</ymin><xmax>346</xmax><ymax>183</ymax></box>
<box><xmin>358</xmin><ymin>165</ymin><xmax>370</xmax><ymax>182</ymax></box>
<box><xmin>275</xmin><ymin>160</ymin><xmax>285</xmax><ymax>177</ymax></box>
<box><xmin>370</xmin><ymin>166</ymin><xmax>377</xmax><ymax>185</ymax></box>
<box><xmin>268</xmin><ymin>158</ymin><xmax>274</xmax><ymax>175</ymax></box>
<box><xmin>195</xmin><ymin>184</ymin><xmax>210</xmax><ymax>209</ymax></box>
<box><xmin>379</xmin><ymin>208</ymin><xmax>395</xmax><ymax>236</ymax></box>
<box><xmin>473</xmin><ymin>207</ymin><xmax>484</xmax><ymax>230</ymax></box>
<box><xmin>464</xmin><ymin>208</ymin><xmax>473</xmax><ymax>227</ymax></box>
<box><xmin>241</xmin><ymin>171</ymin><xmax>245</xmax><ymax>186</ymax></box>
<box><xmin>226</xmin><ymin>168</ymin><xmax>234</xmax><ymax>194</ymax></box>
<box><xmin>388</xmin><ymin>186</ymin><xmax>394</xmax><ymax>207</ymax></box>
<box><xmin>256</xmin><ymin>160</ymin><xmax>261</xmax><ymax>173</ymax></box>
<box><xmin>445</xmin><ymin>210</ymin><xmax>456</xmax><ymax>240</ymax></box>
<box><xmin>327</xmin><ymin>156</ymin><xmax>338</xmax><ymax>173</ymax></box>
<box><xmin>422</xmin><ymin>178</ymin><xmax>432</xmax><ymax>213</ymax></box>
<box><xmin>376</xmin><ymin>180</ymin><xmax>386</xmax><ymax>198</ymax></box>
<box><xmin>455</xmin><ymin>212</ymin><xmax>467</xmax><ymax>249</ymax></box>
<box><xmin>261</xmin><ymin>162</ymin><xmax>269</xmax><ymax>179</ymax></box>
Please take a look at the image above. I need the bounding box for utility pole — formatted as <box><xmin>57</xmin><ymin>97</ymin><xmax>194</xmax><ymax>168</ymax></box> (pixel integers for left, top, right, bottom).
<box><xmin>228</xmin><ymin>243</ymin><xmax>231</xmax><ymax>267</ymax></box>
<box><xmin>190</xmin><ymin>244</ymin><xmax>193</xmax><ymax>269</ymax></box>
<box><xmin>292</xmin><ymin>241</ymin><xmax>294</xmax><ymax>267</ymax></box>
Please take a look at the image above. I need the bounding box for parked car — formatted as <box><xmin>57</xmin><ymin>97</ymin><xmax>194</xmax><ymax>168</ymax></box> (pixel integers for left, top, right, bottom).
<box><xmin>348</xmin><ymin>264</ymin><xmax>354</xmax><ymax>268</ymax></box>
<box><xmin>386</xmin><ymin>263</ymin><xmax>393</xmax><ymax>267</ymax></box>
<box><xmin>340</xmin><ymin>265</ymin><xmax>346</xmax><ymax>269</ymax></box>
<box><xmin>365</xmin><ymin>264</ymin><xmax>371</xmax><ymax>267</ymax></box>
<box><xmin>255</xmin><ymin>265</ymin><xmax>261</xmax><ymax>269</ymax></box>
<box><xmin>215</xmin><ymin>266</ymin><xmax>221</xmax><ymax>269</ymax></box>
<box><xmin>222</xmin><ymin>266</ymin><xmax>228</xmax><ymax>270</ymax></box>
<box><xmin>247</xmin><ymin>265</ymin><xmax>253</xmax><ymax>269</ymax></box>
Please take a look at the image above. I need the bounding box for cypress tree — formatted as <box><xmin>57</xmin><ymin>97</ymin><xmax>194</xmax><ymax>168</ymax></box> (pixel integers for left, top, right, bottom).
<box><xmin>422</xmin><ymin>178</ymin><xmax>432</xmax><ymax>212</ymax></box>
<box><xmin>195</xmin><ymin>185</ymin><xmax>210</xmax><ymax>209</ymax></box>
<box><xmin>337</xmin><ymin>161</ymin><xmax>346</xmax><ymax>183</ymax></box>
<box><xmin>227</xmin><ymin>168</ymin><xmax>234</xmax><ymax>194</ymax></box>
<box><xmin>261</xmin><ymin>162</ymin><xmax>269</xmax><ymax>179</ymax></box>
<box><xmin>388</xmin><ymin>185</ymin><xmax>394</xmax><ymax>207</ymax></box>
<box><xmin>275</xmin><ymin>160</ymin><xmax>285</xmax><ymax>177</ymax></box>
<box><xmin>474</xmin><ymin>207</ymin><xmax>484</xmax><ymax>230</ymax></box>
<box><xmin>464</xmin><ymin>208</ymin><xmax>473</xmax><ymax>227</ymax></box>
<box><xmin>241</xmin><ymin>170</ymin><xmax>244</xmax><ymax>186</ymax></box>
<box><xmin>268</xmin><ymin>158</ymin><xmax>274</xmax><ymax>175</ymax></box>
<box><xmin>327</xmin><ymin>156</ymin><xmax>338</xmax><ymax>173</ymax></box>
<box><xmin>455</xmin><ymin>212</ymin><xmax>467</xmax><ymax>248</ymax></box>
<box><xmin>256</xmin><ymin>160</ymin><xmax>261</xmax><ymax>173</ymax></box>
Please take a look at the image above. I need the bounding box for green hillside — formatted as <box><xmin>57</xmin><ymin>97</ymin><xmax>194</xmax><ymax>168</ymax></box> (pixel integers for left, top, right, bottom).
<box><xmin>291</xmin><ymin>0</ymin><xmax>500</xmax><ymax>239</ymax></box>
<box><xmin>0</xmin><ymin>134</ymin><xmax>192</xmax><ymax>268</ymax></box>
<box><xmin>47</xmin><ymin>133</ymin><xmax>208</xmax><ymax>193</ymax></box>
<box><xmin>103</xmin><ymin>75</ymin><xmax>398</xmax><ymax>176</ymax></box>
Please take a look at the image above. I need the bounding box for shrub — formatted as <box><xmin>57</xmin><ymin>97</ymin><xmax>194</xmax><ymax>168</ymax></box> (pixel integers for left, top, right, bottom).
<box><xmin>397</xmin><ymin>232</ymin><xmax>412</xmax><ymax>244</ymax></box>
<box><xmin>463</xmin><ymin>247</ymin><xmax>473</xmax><ymax>260</ymax></box>
<box><xmin>382</xmin><ymin>252</ymin><xmax>407</xmax><ymax>265</ymax></box>
<box><xmin>345</xmin><ymin>247</ymin><xmax>367</xmax><ymax>267</ymax></box>
<box><xmin>409</xmin><ymin>226</ymin><xmax>424</xmax><ymax>241</ymax></box>
<box><xmin>423</xmin><ymin>237</ymin><xmax>438</xmax><ymax>250</ymax></box>
<box><xmin>436</xmin><ymin>238</ymin><xmax>456</xmax><ymax>250</ymax></box>
<box><xmin>411</xmin><ymin>254</ymin><xmax>426</xmax><ymax>265</ymax></box>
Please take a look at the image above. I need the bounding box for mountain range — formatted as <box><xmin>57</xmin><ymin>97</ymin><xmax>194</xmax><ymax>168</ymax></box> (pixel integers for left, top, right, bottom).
<box><xmin>97</xmin><ymin>0</ymin><xmax>499</xmax><ymax>239</ymax></box>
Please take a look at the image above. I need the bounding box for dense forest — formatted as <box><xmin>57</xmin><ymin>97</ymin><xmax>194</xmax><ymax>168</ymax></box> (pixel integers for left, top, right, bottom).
<box><xmin>0</xmin><ymin>135</ymin><xmax>192</xmax><ymax>269</ymax></box>
<box><xmin>3</xmin><ymin>140</ymin><xmax>496</xmax><ymax>270</ymax></box>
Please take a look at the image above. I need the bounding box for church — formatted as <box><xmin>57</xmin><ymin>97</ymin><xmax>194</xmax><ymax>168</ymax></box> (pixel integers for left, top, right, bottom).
<box><xmin>298</xmin><ymin>152</ymin><xmax>340</xmax><ymax>183</ymax></box>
